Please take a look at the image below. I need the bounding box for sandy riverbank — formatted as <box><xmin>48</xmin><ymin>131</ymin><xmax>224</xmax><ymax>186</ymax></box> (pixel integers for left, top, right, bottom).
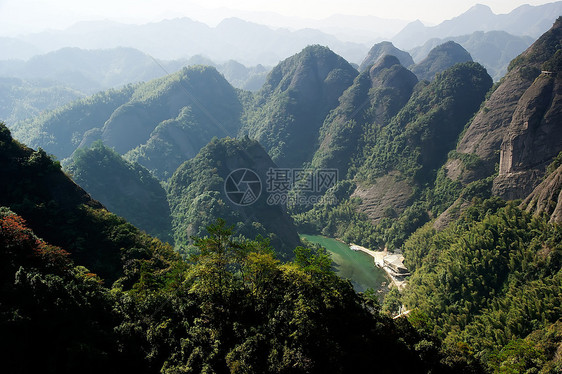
<box><xmin>349</xmin><ymin>244</ymin><xmax>408</xmax><ymax>290</ymax></box>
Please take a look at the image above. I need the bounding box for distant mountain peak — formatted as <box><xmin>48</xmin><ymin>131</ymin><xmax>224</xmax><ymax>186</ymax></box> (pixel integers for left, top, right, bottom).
<box><xmin>411</xmin><ymin>41</ymin><xmax>472</xmax><ymax>81</ymax></box>
<box><xmin>359</xmin><ymin>41</ymin><xmax>414</xmax><ymax>71</ymax></box>
<box><xmin>466</xmin><ymin>3</ymin><xmax>493</xmax><ymax>14</ymax></box>
<box><xmin>217</xmin><ymin>17</ymin><xmax>265</xmax><ymax>28</ymax></box>
<box><xmin>432</xmin><ymin>40</ymin><xmax>467</xmax><ymax>51</ymax></box>
<box><xmin>392</xmin><ymin>1</ymin><xmax>562</xmax><ymax>49</ymax></box>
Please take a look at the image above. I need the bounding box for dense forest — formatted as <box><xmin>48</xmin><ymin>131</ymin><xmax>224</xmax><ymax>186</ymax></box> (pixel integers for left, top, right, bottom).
<box><xmin>1</xmin><ymin>13</ymin><xmax>562</xmax><ymax>374</ymax></box>
<box><xmin>1</xmin><ymin>123</ymin><xmax>482</xmax><ymax>373</ymax></box>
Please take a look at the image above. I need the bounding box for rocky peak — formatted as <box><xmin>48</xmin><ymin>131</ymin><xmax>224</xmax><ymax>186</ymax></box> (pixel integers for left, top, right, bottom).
<box><xmin>243</xmin><ymin>45</ymin><xmax>357</xmax><ymax>168</ymax></box>
<box><xmin>359</xmin><ymin>41</ymin><xmax>414</xmax><ymax>71</ymax></box>
<box><xmin>492</xmin><ymin>73</ymin><xmax>562</xmax><ymax>199</ymax></box>
<box><xmin>260</xmin><ymin>45</ymin><xmax>356</xmax><ymax>105</ymax></box>
<box><xmin>311</xmin><ymin>55</ymin><xmax>417</xmax><ymax>176</ymax></box>
<box><xmin>464</xmin><ymin>4</ymin><xmax>494</xmax><ymax>17</ymax></box>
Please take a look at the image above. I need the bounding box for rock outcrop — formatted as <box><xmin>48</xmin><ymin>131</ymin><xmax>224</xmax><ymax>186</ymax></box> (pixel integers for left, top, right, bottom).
<box><xmin>443</xmin><ymin>17</ymin><xmax>562</xmax><ymax>189</ymax></box>
<box><xmin>493</xmin><ymin>73</ymin><xmax>562</xmax><ymax>199</ymax></box>
<box><xmin>351</xmin><ymin>173</ymin><xmax>413</xmax><ymax>223</ymax></box>
<box><xmin>522</xmin><ymin>164</ymin><xmax>562</xmax><ymax>223</ymax></box>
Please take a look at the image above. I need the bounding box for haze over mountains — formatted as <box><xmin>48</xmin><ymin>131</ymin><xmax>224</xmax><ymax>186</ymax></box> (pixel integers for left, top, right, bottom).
<box><xmin>409</xmin><ymin>31</ymin><xmax>535</xmax><ymax>80</ymax></box>
<box><xmin>392</xmin><ymin>2</ymin><xmax>562</xmax><ymax>49</ymax></box>
<box><xmin>2</xmin><ymin>2</ymin><xmax>561</xmax><ymax>67</ymax></box>
<box><xmin>6</xmin><ymin>17</ymin><xmax>366</xmax><ymax>66</ymax></box>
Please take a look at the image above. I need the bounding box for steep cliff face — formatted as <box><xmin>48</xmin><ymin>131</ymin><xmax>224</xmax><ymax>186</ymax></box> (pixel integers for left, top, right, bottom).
<box><xmin>351</xmin><ymin>172</ymin><xmax>414</xmax><ymax>224</ymax></box>
<box><xmin>444</xmin><ymin>17</ymin><xmax>562</xmax><ymax>188</ymax></box>
<box><xmin>445</xmin><ymin>69</ymin><xmax>534</xmax><ymax>184</ymax></box>
<box><xmin>493</xmin><ymin>73</ymin><xmax>562</xmax><ymax>199</ymax></box>
<box><xmin>522</xmin><ymin>163</ymin><xmax>562</xmax><ymax>223</ymax></box>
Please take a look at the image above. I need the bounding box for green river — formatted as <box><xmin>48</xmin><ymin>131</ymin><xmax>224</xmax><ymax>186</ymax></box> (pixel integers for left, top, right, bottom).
<box><xmin>300</xmin><ymin>234</ymin><xmax>387</xmax><ymax>292</ymax></box>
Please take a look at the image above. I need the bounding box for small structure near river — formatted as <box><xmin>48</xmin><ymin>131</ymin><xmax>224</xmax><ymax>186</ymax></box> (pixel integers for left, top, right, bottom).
<box><xmin>349</xmin><ymin>244</ymin><xmax>409</xmax><ymax>290</ymax></box>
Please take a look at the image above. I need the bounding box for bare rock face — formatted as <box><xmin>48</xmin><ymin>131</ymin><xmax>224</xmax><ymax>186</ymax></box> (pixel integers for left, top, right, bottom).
<box><xmin>352</xmin><ymin>172</ymin><xmax>413</xmax><ymax>223</ymax></box>
<box><xmin>522</xmin><ymin>164</ymin><xmax>562</xmax><ymax>223</ymax></box>
<box><xmin>433</xmin><ymin>198</ymin><xmax>471</xmax><ymax>231</ymax></box>
<box><xmin>450</xmin><ymin>69</ymin><xmax>535</xmax><ymax>184</ymax></box>
<box><xmin>444</xmin><ymin>17</ymin><xmax>562</xmax><ymax>188</ymax></box>
<box><xmin>493</xmin><ymin>74</ymin><xmax>562</xmax><ymax>199</ymax></box>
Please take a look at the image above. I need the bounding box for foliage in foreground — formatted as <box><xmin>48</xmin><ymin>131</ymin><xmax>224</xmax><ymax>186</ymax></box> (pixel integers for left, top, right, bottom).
<box><xmin>0</xmin><ymin>211</ymin><xmax>481</xmax><ymax>373</ymax></box>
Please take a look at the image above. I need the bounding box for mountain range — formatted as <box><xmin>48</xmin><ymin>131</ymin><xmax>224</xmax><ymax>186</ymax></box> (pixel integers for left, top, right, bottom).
<box><xmin>410</xmin><ymin>31</ymin><xmax>535</xmax><ymax>81</ymax></box>
<box><xmin>2</xmin><ymin>2</ymin><xmax>561</xmax><ymax>69</ymax></box>
<box><xmin>1</xmin><ymin>10</ymin><xmax>562</xmax><ymax>373</ymax></box>
<box><xmin>0</xmin><ymin>48</ymin><xmax>269</xmax><ymax>127</ymax></box>
<box><xmin>392</xmin><ymin>2</ymin><xmax>562</xmax><ymax>49</ymax></box>
<box><xmin>9</xmin><ymin>17</ymin><xmax>366</xmax><ymax>66</ymax></box>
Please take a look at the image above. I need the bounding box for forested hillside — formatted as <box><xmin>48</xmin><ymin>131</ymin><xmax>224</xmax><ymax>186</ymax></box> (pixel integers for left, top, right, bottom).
<box><xmin>65</xmin><ymin>141</ymin><xmax>173</xmax><ymax>242</ymax></box>
<box><xmin>359</xmin><ymin>41</ymin><xmax>414</xmax><ymax>71</ymax></box>
<box><xmin>0</xmin><ymin>123</ymin><xmax>165</xmax><ymax>282</ymax></box>
<box><xmin>312</xmin><ymin>54</ymin><xmax>418</xmax><ymax>177</ymax></box>
<box><xmin>409</xmin><ymin>31</ymin><xmax>534</xmax><ymax>81</ymax></box>
<box><xmin>12</xmin><ymin>65</ymin><xmax>244</xmax><ymax>179</ymax></box>
<box><xmin>13</xmin><ymin>85</ymin><xmax>136</xmax><ymax>159</ymax></box>
<box><xmin>167</xmin><ymin>137</ymin><xmax>301</xmax><ymax>258</ymax></box>
<box><xmin>297</xmin><ymin>61</ymin><xmax>492</xmax><ymax>249</ymax></box>
<box><xmin>402</xmin><ymin>199</ymin><xmax>562</xmax><ymax>372</ymax></box>
<box><xmin>0</xmin><ymin>77</ymin><xmax>84</xmax><ymax>123</ymax></box>
<box><xmin>410</xmin><ymin>41</ymin><xmax>473</xmax><ymax>81</ymax></box>
<box><xmin>241</xmin><ymin>45</ymin><xmax>358</xmax><ymax>167</ymax></box>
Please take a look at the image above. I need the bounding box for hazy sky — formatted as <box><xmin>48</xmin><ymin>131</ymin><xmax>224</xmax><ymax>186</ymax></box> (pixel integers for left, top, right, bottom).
<box><xmin>0</xmin><ymin>0</ymin><xmax>558</xmax><ymax>36</ymax></box>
